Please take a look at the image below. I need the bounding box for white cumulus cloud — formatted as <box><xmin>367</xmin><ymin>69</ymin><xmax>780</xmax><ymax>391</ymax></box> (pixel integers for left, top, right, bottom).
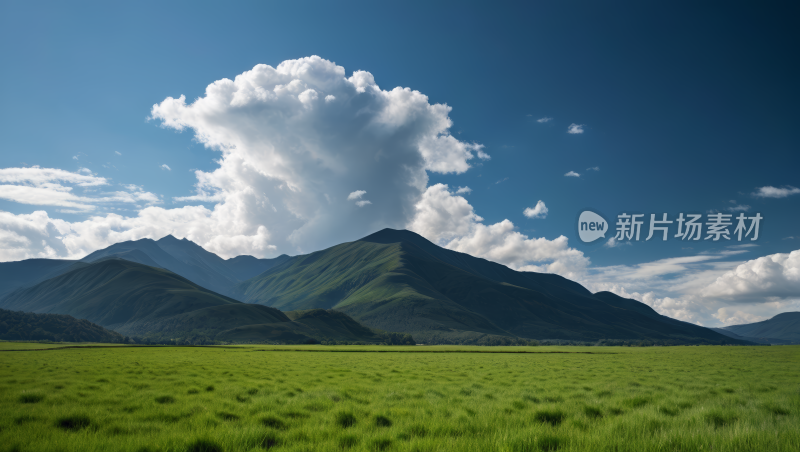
<box><xmin>567</xmin><ymin>123</ymin><xmax>584</xmax><ymax>134</ymax></box>
<box><xmin>523</xmin><ymin>200</ymin><xmax>548</xmax><ymax>219</ymax></box>
<box><xmin>161</xmin><ymin>164</ymin><xmax>171</xmax><ymax>171</ymax></box>
<box><xmin>455</xmin><ymin>186</ymin><xmax>472</xmax><ymax>194</ymax></box>
<box><xmin>564</xmin><ymin>171</ymin><xmax>580</xmax><ymax>177</ymax></box>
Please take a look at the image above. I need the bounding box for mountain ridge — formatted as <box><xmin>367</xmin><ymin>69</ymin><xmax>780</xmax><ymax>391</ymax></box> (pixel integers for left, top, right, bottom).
<box><xmin>236</xmin><ymin>228</ymin><xmax>751</xmax><ymax>345</ymax></box>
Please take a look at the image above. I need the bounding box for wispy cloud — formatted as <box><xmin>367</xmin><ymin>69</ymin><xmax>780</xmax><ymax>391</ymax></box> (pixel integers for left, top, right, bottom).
<box><xmin>355</xmin><ymin>200</ymin><xmax>371</xmax><ymax>207</ymax></box>
<box><xmin>567</xmin><ymin>124</ymin><xmax>584</xmax><ymax>134</ymax></box>
<box><xmin>564</xmin><ymin>171</ymin><xmax>580</xmax><ymax>177</ymax></box>
<box><xmin>604</xmin><ymin>237</ymin><xmax>632</xmax><ymax>248</ymax></box>
<box><xmin>726</xmin><ymin>204</ymin><xmax>751</xmax><ymax>212</ymax></box>
<box><xmin>752</xmin><ymin>185</ymin><xmax>800</xmax><ymax>198</ymax></box>
<box><xmin>0</xmin><ymin>167</ymin><xmax>160</xmax><ymax>211</ymax></box>
<box><xmin>161</xmin><ymin>164</ymin><xmax>171</xmax><ymax>171</ymax></box>
<box><xmin>537</xmin><ymin>117</ymin><xmax>552</xmax><ymax>123</ymax></box>
<box><xmin>586</xmin><ymin>166</ymin><xmax>600</xmax><ymax>171</ymax></box>
<box><xmin>115</xmin><ymin>151</ymin><xmax>122</xmax><ymax>156</ymax></box>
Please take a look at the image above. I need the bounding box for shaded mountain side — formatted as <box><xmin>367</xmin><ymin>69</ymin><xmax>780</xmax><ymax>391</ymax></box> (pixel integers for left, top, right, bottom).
<box><xmin>0</xmin><ymin>308</ymin><xmax>123</xmax><ymax>343</ymax></box>
<box><xmin>0</xmin><ymin>259</ymin><xmax>85</xmax><ymax>299</ymax></box>
<box><xmin>236</xmin><ymin>228</ymin><xmax>749</xmax><ymax>345</ymax></box>
<box><xmin>722</xmin><ymin>312</ymin><xmax>800</xmax><ymax>343</ymax></box>
<box><xmin>226</xmin><ymin>254</ymin><xmax>292</xmax><ymax>280</ymax></box>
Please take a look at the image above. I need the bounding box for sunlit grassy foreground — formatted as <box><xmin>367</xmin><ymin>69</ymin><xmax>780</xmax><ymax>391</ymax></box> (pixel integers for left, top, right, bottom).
<box><xmin>1</xmin><ymin>343</ymin><xmax>798</xmax><ymax>452</ymax></box>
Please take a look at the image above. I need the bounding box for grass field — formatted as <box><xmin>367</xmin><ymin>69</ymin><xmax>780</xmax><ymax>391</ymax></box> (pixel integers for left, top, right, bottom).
<box><xmin>1</xmin><ymin>343</ymin><xmax>798</xmax><ymax>452</ymax></box>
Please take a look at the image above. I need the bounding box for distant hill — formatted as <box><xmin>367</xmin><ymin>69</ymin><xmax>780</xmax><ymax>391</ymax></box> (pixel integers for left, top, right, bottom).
<box><xmin>0</xmin><ymin>259</ymin><xmax>400</xmax><ymax>344</ymax></box>
<box><xmin>721</xmin><ymin>312</ymin><xmax>800</xmax><ymax>344</ymax></box>
<box><xmin>0</xmin><ymin>235</ymin><xmax>291</xmax><ymax>299</ymax></box>
<box><xmin>0</xmin><ymin>308</ymin><xmax>123</xmax><ymax>343</ymax></box>
<box><xmin>235</xmin><ymin>228</ymin><xmax>749</xmax><ymax>345</ymax></box>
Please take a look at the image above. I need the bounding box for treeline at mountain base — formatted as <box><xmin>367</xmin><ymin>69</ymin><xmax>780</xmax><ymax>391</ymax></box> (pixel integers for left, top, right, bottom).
<box><xmin>0</xmin><ymin>309</ymin><xmax>123</xmax><ymax>343</ymax></box>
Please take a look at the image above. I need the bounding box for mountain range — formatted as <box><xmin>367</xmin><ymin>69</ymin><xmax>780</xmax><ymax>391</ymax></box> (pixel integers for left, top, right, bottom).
<box><xmin>233</xmin><ymin>229</ymin><xmax>750</xmax><ymax>344</ymax></box>
<box><xmin>0</xmin><ymin>228</ymin><xmax>772</xmax><ymax>345</ymax></box>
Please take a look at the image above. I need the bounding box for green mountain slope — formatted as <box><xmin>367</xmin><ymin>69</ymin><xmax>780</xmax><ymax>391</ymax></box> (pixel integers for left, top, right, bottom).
<box><xmin>0</xmin><ymin>259</ymin><xmax>396</xmax><ymax>344</ymax></box>
<box><xmin>723</xmin><ymin>312</ymin><xmax>800</xmax><ymax>343</ymax></box>
<box><xmin>0</xmin><ymin>258</ymin><xmax>241</xmax><ymax>331</ymax></box>
<box><xmin>0</xmin><ymin>308</ymin><xmax>123</xmax><ymax>343</ymax></box>
<box><xmin>235</xmin><ymin>229</ymin><xmax>749</xmax><ymax>345</ymax></box>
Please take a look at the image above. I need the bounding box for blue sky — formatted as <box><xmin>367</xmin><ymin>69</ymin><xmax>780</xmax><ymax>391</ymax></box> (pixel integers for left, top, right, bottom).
<box><xmin>1</xmin><ymin>1</ymin><xmax>799</xmax><ymax>326</ymax></box>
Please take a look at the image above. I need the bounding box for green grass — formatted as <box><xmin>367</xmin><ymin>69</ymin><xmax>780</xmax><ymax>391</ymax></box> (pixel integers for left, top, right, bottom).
<box><xmin>1</xmin><ymin>343</ymin><xmax>799</xmax><ymax>451</ymax></box>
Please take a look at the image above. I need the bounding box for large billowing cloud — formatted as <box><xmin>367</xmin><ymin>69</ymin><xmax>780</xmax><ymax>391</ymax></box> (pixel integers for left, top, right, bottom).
<box><xmin>148</xmin><ymin>56</ymin><xmax>489</xmax><ymax>254</ymax></box>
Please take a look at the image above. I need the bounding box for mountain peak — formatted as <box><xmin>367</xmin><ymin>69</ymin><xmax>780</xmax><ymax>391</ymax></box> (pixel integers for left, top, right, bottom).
<box><xmin>358</xmin><ymin>228</ymin><xmax>430</xmax><ymax>245</ymax></box>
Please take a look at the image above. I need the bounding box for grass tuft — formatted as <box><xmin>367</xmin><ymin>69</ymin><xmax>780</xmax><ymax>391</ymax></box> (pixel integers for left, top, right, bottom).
<box><xmin>217</xmin><ymin>412</ymin><xmax>240</xmax><ymax>421</ymax></box>
<box><xmin>186</xmin><ymin>439</ymin><xmax>223</xmax><ymax>452</ymax></box>
<box><xmin>155</xmin><ymin>395</ymin><xmax>175</xmax><ymax>404</ymax></box>
<box><xmin>261</xmin><ymin>415</ymin><xmax>287</xmax><ymax>430</ymax></box>
<box><xmin>375</xmin><ymin>415</ymin><xmax>393</xmax><ymax>427</ymax></box>
<box><xmin>659</xmin><ymin>406</ymin><xmax>679</xmax><ymax>416</ymax></box>
<box><xmin>18</xmin><ymin>393</ymin><xmax>43</xmax><ymax>404</ymax></box>
<box><xmin>535</xmin><ymin>434</ymin><xmax>563</xmax><ymax>451</ymax></box>
<box><xmin>257</xmin><ymin>432</ymin><xmax>281</xmax><ymax>449</ymax></box>
<box><xmin>533</xmin><ymin>409</ymin><xmax>565</xmax><ymax>426</ymax></box>
<box><xmin>582</xmin><ymin>405</ymin><xmax>603</xmax><ymax>419</ymax></box>
<box><xmin>704</xmin><ymin>410</ymin><xmax>738</xmax><ymax>428</ymax></box>
<box><xmin>335</xmin><ymin>411</ymin><xmax>357</xmax><ymax>428</ymax></box>
<box><xmin>55</xmin><ymin>415</ymin><xmax>91</xmax><ymax>431</ymax></box>
<box><xmin>371</xmin><ymin>438</ymin><xmax>393</xmax><ymax>451</ymax></box>
<box><xmin>338</xmin><ymin>434</ymin><xmax>359</xmax><ymax>449</ymax></box>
